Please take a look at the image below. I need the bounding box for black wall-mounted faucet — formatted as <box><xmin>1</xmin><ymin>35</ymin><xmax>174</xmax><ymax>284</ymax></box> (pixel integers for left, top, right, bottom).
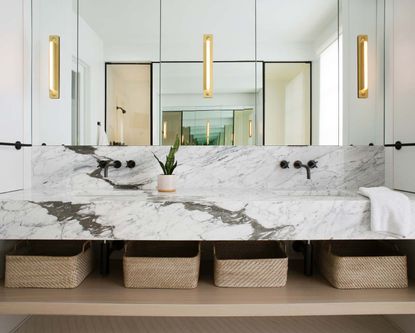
<box><xmin>126</xmin><ymin>160</ymin><xmax>136</xmax><ymax>168</ymax></box>
<box><xmin>98</xmin><ymin>160</ymin><xmax>122</xmax><ymax>178</ymax></box>
<box><xmin>280</xmin><ymin>160</ymin><xmax>290</xmax><ymax>169</ymax></box>
<box><xmin>293</xmin><ymin>160</ymin><xmax>318</xmax><ymax>180</ymax></box>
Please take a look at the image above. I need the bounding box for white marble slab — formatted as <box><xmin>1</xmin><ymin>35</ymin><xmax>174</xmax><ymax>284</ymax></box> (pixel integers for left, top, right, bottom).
<box><xmin>1</xmin><ymin>187</ymin><xmax>413</xmax><ymax>241</ymax></box>
<box><xmin>30</xmin><ymin>145</ymin><xmax>385</xmax><ymax>192</ymax></box>
<box><xmin>0</xmin><ymin>145</ymin><xmax>392</xmax><ymax>241</ymax></box>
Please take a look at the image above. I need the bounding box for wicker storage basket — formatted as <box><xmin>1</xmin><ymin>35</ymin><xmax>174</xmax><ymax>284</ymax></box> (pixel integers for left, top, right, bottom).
<box><xmin>214</xmin><ymin>241</ymin><xmax>288</xmax><ymax>288</ymax></box>
<box><xmin>5</xmin><ymin>241</ymin><xmax>93</xmax><ymax>289</ymax></box>
<box><xmin>123</xmin><ymin>241</ymin><xmax>200</xmax><ymax>289</ymax></box>
<box><xmin>319</xmin><ymin>241</ymin><xmax>408</xmax><ymax>289</ymax></box>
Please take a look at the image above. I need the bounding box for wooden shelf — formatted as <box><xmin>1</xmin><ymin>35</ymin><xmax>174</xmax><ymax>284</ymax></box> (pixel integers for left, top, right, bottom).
<box><xmin>1</xmin><ymin>261</ymin><xmax>415</xmax><ymax>317</ymax></box>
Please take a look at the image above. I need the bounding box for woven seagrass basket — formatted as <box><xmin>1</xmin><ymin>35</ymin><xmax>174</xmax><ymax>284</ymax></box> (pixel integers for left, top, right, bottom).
<box><xmin>123</xmin><ymin>241</ymin><xmax>200</xmax><ymax>289</ymax></box>
<box><xmin>319</xmin><ymin>241</ymin><xmax>408</xmax><ymax>289</ymax></box>
<box><xmin>5</xmin><ymin>241</ymin><xmax>93</xmax><ymax>289</ymax></box>
<box><xmin>213</xmin><ymin>241</ymin><xmax>288</xmax><ymax>288</ymax></box>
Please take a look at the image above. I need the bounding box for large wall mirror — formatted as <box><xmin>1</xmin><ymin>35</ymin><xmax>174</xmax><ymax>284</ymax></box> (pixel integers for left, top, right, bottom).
<box><xmin>31</xmin><ymin>0</ymin><xmax>385</xmax><ymax>146</ymax></box>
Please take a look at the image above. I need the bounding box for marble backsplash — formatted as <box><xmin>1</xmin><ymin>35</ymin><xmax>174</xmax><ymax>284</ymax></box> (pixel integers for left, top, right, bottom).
<box><xmin>30</xmin><ymin>145</ymin><xmax>385</xmax><ymax>192</ymax></box>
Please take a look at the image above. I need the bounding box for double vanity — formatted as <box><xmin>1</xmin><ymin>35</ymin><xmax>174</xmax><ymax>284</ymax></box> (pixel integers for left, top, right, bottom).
<box><xmin>0</xmin><ymin>145</ymin><xmax>399</xmax><ymax>241</ymax></box>
<box><xmin>1</xmin><ymin>145</ymin><xmax>415</xmax><ymax>319</ymax></box>
<box><xmin>1</xmin><ymin>129</ymin><xmax>415</xmax><ymax>320</ymax></box>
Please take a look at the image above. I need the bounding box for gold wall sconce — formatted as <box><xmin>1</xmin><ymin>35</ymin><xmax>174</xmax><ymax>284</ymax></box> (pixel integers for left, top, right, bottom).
<box><xmin>49</xmin><ymin>35</ymin><xmax>60</xmax><ymax>99</ymax></box>
<box><xmin>163</xmin><ymin>121</ymin><xmax>167</xmax><ymax>140</ymax></box>
<box><xmin>357</xmin><ymin>35</ymin><xmax>368</xmax><ymax>99</ymax></box>
<box><xmin>206</xmin><ymin>121</ymin><xmax>210</xmax><ymax>144</ymax></box>
<box><xmin>249</xmin><ymin>120</ymin><xmax>253</xmax><ymax>138</ymax></box>
<box><xmin>203</xmin><ymin>34</ymin><xmax>213</xmax><ymax>98</ymax></box>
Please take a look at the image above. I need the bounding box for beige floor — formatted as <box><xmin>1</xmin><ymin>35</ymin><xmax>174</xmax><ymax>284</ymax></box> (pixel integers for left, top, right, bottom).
<box><xmin>14</xmin><ymin>316</ymin><xmax>402</xmax><ymax>333</ymax></box>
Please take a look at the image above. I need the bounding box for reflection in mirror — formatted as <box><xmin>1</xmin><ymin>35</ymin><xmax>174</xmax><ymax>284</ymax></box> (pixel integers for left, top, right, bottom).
<box><xmin>161</xmin><ymin>0</ymin><xmax>255</xmax><ymax>62</ymax></box>
<box><xmin>264</xmin><ymin>63</ymin><xmax>311</xmax><ymax>145</ymax></box>
<box><xmin>30</xmin><ymin>0</ymin><xmax>384</xmax><ymax>146</ymax></box>
<box><xmin>161</xmin><ymin>109</ymin><xmax>255</xmax><ymax>146</ymax></box>
<box><xmin>257</xmin><ymin>0</ymin><xmax>340</xmax><ymax>146</ymax></box>
<box><xmin>105</xmin><ymin>64</ymin><xmax>151</xmax><ymax>145</ymax></box>
<box><xmin>32</xmin><ymin>0</ymin><xmax>160</xmax><ymax>145</ymax></box>
<box><xmin>160</xmin><ymin>62</ymin><xmax>257</xmax><ymax>146</ymax></box>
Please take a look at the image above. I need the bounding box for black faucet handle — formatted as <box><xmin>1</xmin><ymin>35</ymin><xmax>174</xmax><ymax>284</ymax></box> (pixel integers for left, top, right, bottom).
<box><xmin>98</xmin><ymin>160</ymin><xmax>108</xmax><ymax>169</ymax></box>
<box><xmin>113</xmin><ymin>160</ymin><xmax>122</xmax><ymax>168</ymax></box>
<box><xmin>280</xmin><ymin>160</ymin><xmax>290</xmax><ymax>169</ymax></box>
<box><xmin>293</xmin><ymin>160</ymin><xmax>302</xmax><ymax>169</ymax></box>
<box><xmin>126</xmin><ymin>160</ymin><xmax>136</xmax><ymax>168</ymax></box>
<box><xmin>307</xmin><ymin>160</ymin><xmax>318</xmax><ymax>169</ymax></box>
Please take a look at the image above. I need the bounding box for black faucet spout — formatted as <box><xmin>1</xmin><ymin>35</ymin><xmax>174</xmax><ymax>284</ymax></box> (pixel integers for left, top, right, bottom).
<box><xmin>98</xmin><ymin>160</ymin><xmax>122</xmax><ymax>178</ymax></box>
<box><xmin>293</xmin><ymin>160</ymin><xmax>311</xmax><ymax>180</ymax></box>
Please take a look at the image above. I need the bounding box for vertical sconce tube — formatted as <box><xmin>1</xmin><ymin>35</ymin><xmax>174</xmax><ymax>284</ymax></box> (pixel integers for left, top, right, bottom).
<box><xmin>49</xmin><ymin>35</ymin><xmax>60</xmax><ymax>99</ymax></box>
<box><xmin>249</xmin><ymin>120</ymin><xmax>253</xmax><ymax>138</ymax></box>
<box><xmin>203</xmin><ymin>34</ymin><xmax>213</xmax><ymax>98</ymax></box>
<box><xmin>206</xmin><ymin>121</ymin><xmax>210</xmax><ymax>145</ymax></box>
<box><xmin>357</xmin><ymin>35</ymin><xmax>368</xmax><ymax>99</ymax></box>
<box><xmin>163</xmin><ymin>121</ymin><xmax>167</xmax><ymax>140</ymax></box>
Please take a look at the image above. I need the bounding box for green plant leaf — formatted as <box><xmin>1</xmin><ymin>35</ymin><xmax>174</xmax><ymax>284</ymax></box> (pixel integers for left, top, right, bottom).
<box><xmin>170</xmin><ymin>161</ymin><xmax>178</xmax><ymax>174</ymax></box>
<box><xmin>156</xmin><ymin>135</ymin><xmax>180</xmax><ymax>175</ymax></box>
<box><xmin>153</xmin><ymin>153</ymin><xmax>167</xmax><ymax>175</ymax></box>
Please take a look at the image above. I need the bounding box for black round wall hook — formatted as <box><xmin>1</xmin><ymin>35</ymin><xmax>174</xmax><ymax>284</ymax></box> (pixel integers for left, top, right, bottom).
<box><xmin>14</xmin><ymin>141</ymin><xmax>22</xmax><ymax>150</ymax></box>
<box><xmin>395</xmin><ymin>141</ymin><xmax>402</xmax><ymax>150</ymax></box>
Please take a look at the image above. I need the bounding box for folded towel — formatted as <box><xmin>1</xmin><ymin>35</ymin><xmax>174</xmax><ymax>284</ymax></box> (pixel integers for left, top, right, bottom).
<box><xmin>97</xmin><ymin>122</ymin><xmax>109</xmax><ymax>146</ymax></box>
<box><xmin>359</xmin><ymin>186</ymin><xmax>413</xmax><ymax>238</ymax></box>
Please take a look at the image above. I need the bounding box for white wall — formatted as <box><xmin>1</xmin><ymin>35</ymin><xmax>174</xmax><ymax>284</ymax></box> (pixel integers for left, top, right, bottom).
<box><xmin>161</xmin><ymin>0</ymin><xmax>255</xmax><ymax>61</ymax></box>
<box><xmin>78</xmin><ymin>15</ymin><xmax>105</xmax><ymax>145</ymax></box>
<box><xmin>0</xmin><ymin>0</ymin><xmax>25</xmax><ymax>193</ymax></box>
<box><xmin>384</xmin><ymin>0</ymin><xmax>415</xmax><ymax>193</ymax></box>
<box><xmin>0</xmin><ymin>0</ymin><xmax>31</xmax><ymax>331</ymax></box>
<box><xmin>341</xmin><ymin>0</ymin><xmax>384</xmax><ymax>146</ymax></box>
<box><xmin>32</xmin><ymin>0</ymin><xmax>77</xmax><ymax>146</ymax></box>
<box><xmin>32</xmin><ymin>2</ymin><xmax>105</xmax><ymax>146</ymax></box>
<box><xmin>384</xmin><ymin>0</ymin><xmax>415</xmax><ymax>331</ymax></box>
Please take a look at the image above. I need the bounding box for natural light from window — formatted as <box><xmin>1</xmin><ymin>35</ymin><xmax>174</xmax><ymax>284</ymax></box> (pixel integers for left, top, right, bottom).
<box><xmin>319</xmin><ymin>37</ymin><xmax>342</xmax><ymax>145</ymax></box>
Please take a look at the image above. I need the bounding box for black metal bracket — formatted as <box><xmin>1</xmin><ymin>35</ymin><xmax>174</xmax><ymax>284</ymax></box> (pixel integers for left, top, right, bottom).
<box><xmin>99</xmin><ymin>240</ymin><xmax>124</xmax><ymax>276</ymax></box>
<box><xmin>0</xmin><ymin>141</ymin><xmax>32</xmax><ymax>150</ymax></box>
<box><xmin>100</xmin><ymin>241</ymin><xmax>110</xmax><ymax>276</ymax></box>
<box><xmin>385</xmin><ymin>141</ymin><xmax>415</xmax><ymax>150</ymax></box>
<box><xmin>293</xmin><ymin>240</ymin><xmax>313</xmax><ymax>276</ymax></box>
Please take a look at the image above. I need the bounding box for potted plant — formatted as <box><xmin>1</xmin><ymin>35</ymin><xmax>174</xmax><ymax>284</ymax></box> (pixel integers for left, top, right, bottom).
<box><xmin>153</xmin><ymin>135</ymin><xmax>180</xmax><ymax>192</ymax></box>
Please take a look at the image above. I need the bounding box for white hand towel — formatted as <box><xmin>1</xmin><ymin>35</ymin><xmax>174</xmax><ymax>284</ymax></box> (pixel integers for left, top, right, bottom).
<box><xmin>97</xmin><ymin>123</ymin><xmax>109</xmax><ymax>146</ymax></box>
<box><xmin>359</xmin><ymin>186</ymin><xmax>413</xmax><ymax>237</ymax></box>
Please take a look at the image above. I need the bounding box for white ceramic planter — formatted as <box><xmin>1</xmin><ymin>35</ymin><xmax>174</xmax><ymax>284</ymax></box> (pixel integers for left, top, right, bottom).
<box><xmin>157</xmin><ymin>175</ymin><xmax>176</xmax><ymax>192</ymax></box>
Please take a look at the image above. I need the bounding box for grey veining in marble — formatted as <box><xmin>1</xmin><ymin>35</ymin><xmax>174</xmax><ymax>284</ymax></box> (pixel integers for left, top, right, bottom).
<box><xmin>0</xmin><ymin>145</ymin><xmax>397</xmax><ymax>241</ymax></box>
<box><xmin>1</xmin><ymin>188</ymin><xmax>413</xmax><ymax>240</ymax></box>
<box><xmin>31</xmin><ymin>145</ymin><xmax>385</xmax><ymax>192</ymax></box>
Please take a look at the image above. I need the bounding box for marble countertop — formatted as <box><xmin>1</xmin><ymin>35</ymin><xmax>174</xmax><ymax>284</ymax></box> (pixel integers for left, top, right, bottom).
<box><xmin>1</xmin><ymin>188</ymin><xmax>414</xmax><ymax>241</ymax></box>
<box><xmin>0</xmin><ymin>188</ymin><xmax>362</xmax><ymax>202</ymax></box>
